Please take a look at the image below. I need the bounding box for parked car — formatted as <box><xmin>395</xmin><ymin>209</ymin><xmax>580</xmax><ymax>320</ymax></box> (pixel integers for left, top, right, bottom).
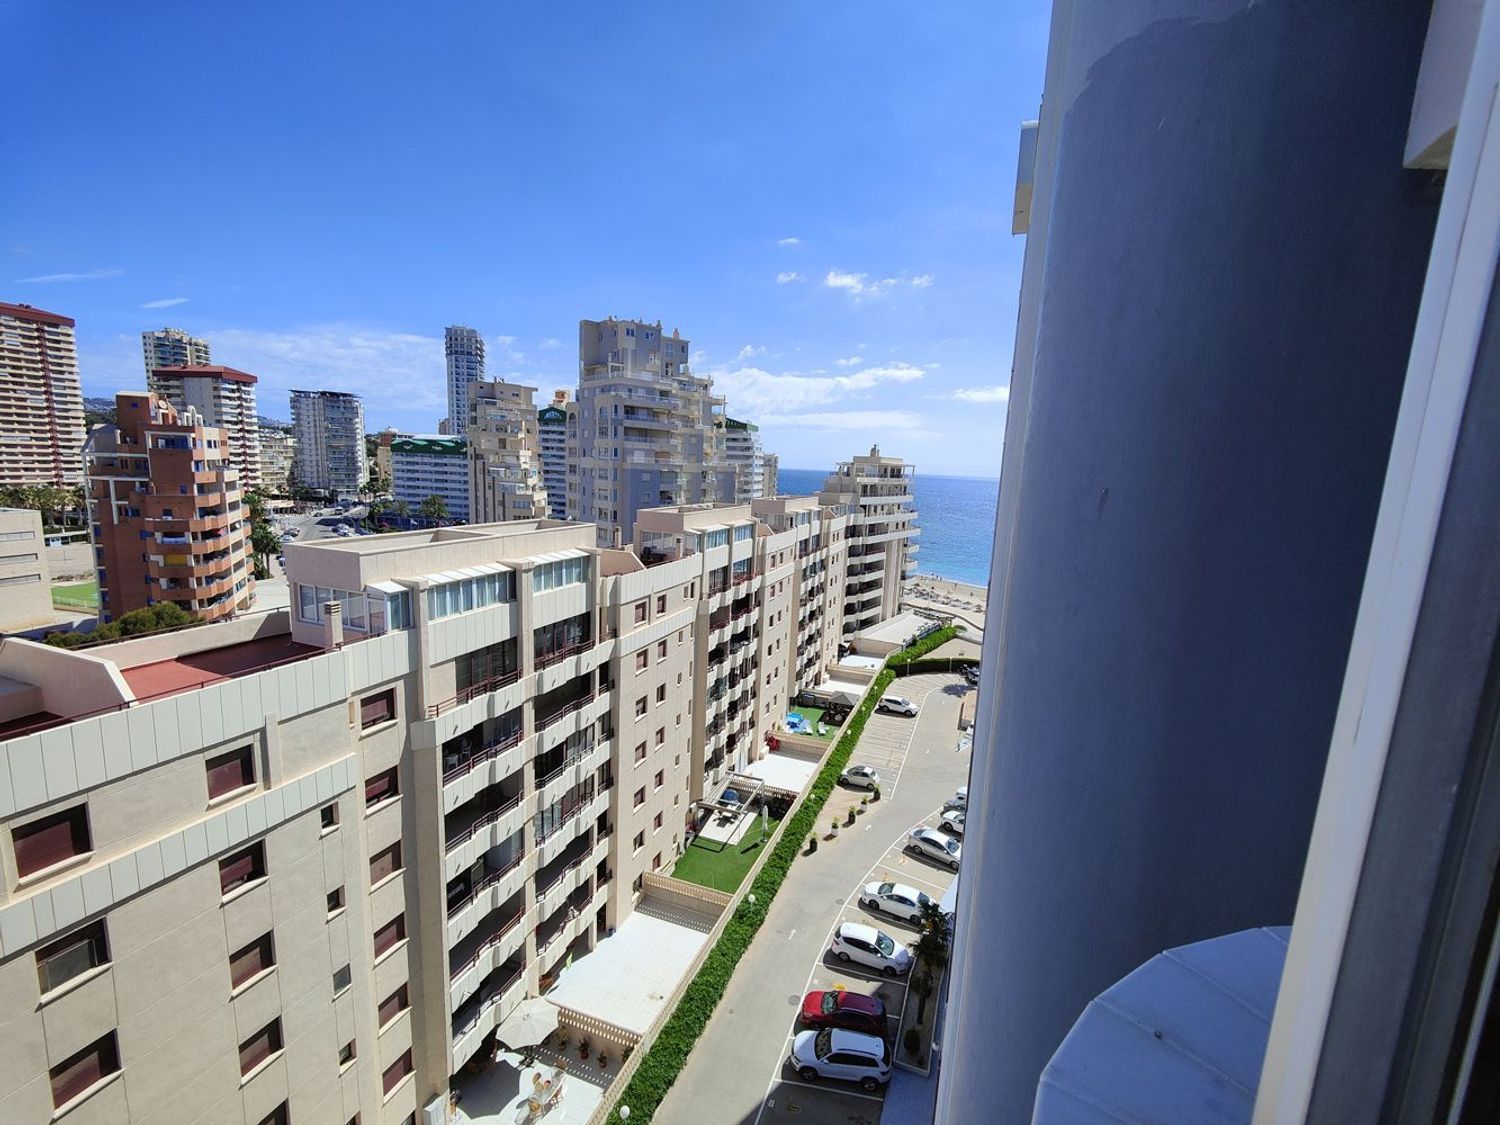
<box><xmin>962</xmin><ymin>664</ymin><xmax>980</xmax><ymax>684</ymax></box>
<box><xmin>800</xmin><ymin>990</ymin><xmax>888</xmax><ymax>1035</ymax></box>
<box><xmin>841</xmin><ymin>764</ymin><xmax>881</xmax><ymax>790</ymax></box>
<box><xmin>907</xmin><ymin>827</ymin><xmax>962</xmax><ymax>870</ymax></box>
<box><xmin>830</xmin><ymin>922</ymin><xmax>912</xmax><ymax>976</ymax></box>
<box><xmin>941</xmin><ymin>808</ymin><xmax>966</xmax><ymax>836</ymax></box>
<box><xmin>859</xmin><ymin>881</ymin><xmax>933</xmax><ymax>924</ymax></box>
<box><xmin>877</xmin><ymin>694</ymin><xmax>919</xmax><ymax>716</ymax></box>
<box><xmin>788</xmin><ymin>1028</ymin><xmax>893</xmax><ymax>1091</ymax></box>
<box><xmin>944</xmin><ymin>785</ymin><xmax>968</xmax><ymax>811</ymax></box>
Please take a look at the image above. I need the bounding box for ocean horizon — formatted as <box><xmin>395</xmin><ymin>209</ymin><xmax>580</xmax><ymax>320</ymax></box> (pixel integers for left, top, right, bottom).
<box><xmin>777</xmin><ymin>467</ymin><xmax>999</xmax><ymax>588</ymax></box>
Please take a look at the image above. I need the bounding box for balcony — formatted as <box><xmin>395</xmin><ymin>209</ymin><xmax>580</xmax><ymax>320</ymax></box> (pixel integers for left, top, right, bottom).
<box><xmin>536</xmin><ymin>788</ymin><xmax>609</xmax><ymax>868</ymax></box>
<box><xmin>449</xmin><ymin>910</ymin><xmax>528</xmax><ymax>1011</ymax></box>
<box><xmin>442</xmin><ymin>729</ymin><xmax>525</xmax><ymax>813</ymax></box>
<box><xmin>452</xmin><ymin>964</ymin><xmax>528</xmax><ymax>1069</ymax></box>
<box><xmin>535</xmin><ymin>741</ymin><xmax>609</xmax><ymax>810</ymax></box>
<box><xmin>429</xmin><ymin>666</ymin><xmax>522</xmax><ymax>718</ymax></box>
<box><xmin>535</xmin><ymin>881</ymin><xmax>600</xmax><ymax>959</ymax></box>
<box><xmin>535</xmin><ymin>638</ymin><xmax>592</xmax><ymax>671</ymax></box>
<box><xmin>447</xmin><ymin>854</ymin><xmax>529</xmax><ymax>948</ymax></box>
<box><xmin>536</xmin><ymin>689</ymin><xmax>596</xmax><ymax>734</ymax></box>
<box><xmin>445</xmin><ymin>795</ymin><xmax>526</xmax><ymax>882</ymax></box>
<box><xmin>535</xmin><ymin>848</ymin><xmax>596</xmax><ymax>921</ymax></box>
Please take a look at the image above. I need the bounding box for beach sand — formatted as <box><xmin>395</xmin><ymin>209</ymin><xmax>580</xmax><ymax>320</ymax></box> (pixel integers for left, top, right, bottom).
<box><xmin>902</xmin><ymin>573</ymin><xmax>988</xmax><ymax>629</ymax></box>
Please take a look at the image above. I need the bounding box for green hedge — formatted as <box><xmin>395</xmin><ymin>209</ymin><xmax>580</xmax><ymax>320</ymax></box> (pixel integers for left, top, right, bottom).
<box><xmin>606</xmin><ymin>654</ymin><xmax>919</xmax><ymax>1121</ymax></box>
<box><xmin>891</xmin><ymin>656</ymin><xmax>979</xmax><ymax>677</ymax></box>
<box><xmin>885</xmin><ymin>624</ymin><xmax>959</xmax><ymax>668</ymax></box>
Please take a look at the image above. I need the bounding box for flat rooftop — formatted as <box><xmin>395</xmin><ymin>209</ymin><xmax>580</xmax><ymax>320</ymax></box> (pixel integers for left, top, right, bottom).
<box><xmin>858</xmin><ymin>610</ymin><xmax>934</xmax><ymax>647</ymax></box>
<box><xmin>119</xmin><ymin>634</ymin><xmax>318</xmax><ymax>702</ymax></box>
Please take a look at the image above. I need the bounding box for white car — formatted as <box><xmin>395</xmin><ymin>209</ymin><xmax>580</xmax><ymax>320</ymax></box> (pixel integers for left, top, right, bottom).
<box><xmin>789</xmin><ymin>1028</ymin><xmax>893</xmax><ymax>1091</ymax></box>
<box><xmin>907</xmin><ymin>827</ymin><xmax>961</xmax><ymax>870</ymax></box>
<box><xmin>877</xmin><ymin>694</ymin><xmax>919</xmax><ymax>716</ymax></box>
<box><xmin>941</xmin><ymin>809</ymin><xmax>966</xmax><ymax>836</ymax></box>
<box><xmin>859</xmin><ymin>881</ymin><xmax>933</xmax><ymax>924</ymax></box>
<box><xmin>829</xmin><ymin>922</ymin><xmax>912</xmax><ymax>977</ymax></box>
<box><xmin>841</xmin><ymin>764</ymin><xmax>881</xmax><ymax>790</ymax></box>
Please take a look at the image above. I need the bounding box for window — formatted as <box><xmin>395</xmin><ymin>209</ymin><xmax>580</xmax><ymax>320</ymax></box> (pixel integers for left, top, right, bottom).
<box><xmin>634</xmin><ymin>651</ymin><xmax>648</xmax><ymax>673</ymax></box>
<box><xmin>14</xmin><ymin>804</ymin><xmax>91</xmax><ymax>877</ymax></box>
<box><xmin>360</xmin><ymin>688</ymin><xmax>396</xmax><ymax>729</ymax></box>
<box><xmin>321</xmin><ymin>803</ymin><xmax>339</xmax><ymax>831</ymax></box>
<box><xmin>655</xmin><ymin>685</ymin><xmax>666</xmax><ymax>704</ymax></box>
<box><xmin>370</xmin><ymin>842</ymin><xmax>402</xmax><ymax>885</ymax></box>
<box><xmin>634</xmin><ymin>697</ymin><xmax>647</xmax><ymax>718</ymax></box>
<box><xmin>633</xmin><ymin>601</ymin><xmax>647</xmax><ymax>623</ymax></box>
<box><xmin>373</xmin><ymin>914</ymin><xmax>406</xmax><ymax>958</ymax></box>
<box><xmin>365</xmin><ymin>767</ymin><xmax>398</xmax><ymax>809</ymax></box>
<box><xmin>333</xmin><ymin>963</ymin><xmax>352</xmax><ymax>995</ymax></box>
<box><xmin>634</xmin><ymin>742</ymin><xmax>647</xmax><ymax>764</ymax></box>
<box><xmin>229</xmin><ymin>932</ymin><xmax>275</xmax><ymax>989</ymax></box>
<box><xmin>328</xmin><ymin>886</ymin><xmax>345</xmax><ymax>915</ymax></box>
<box><xmin>633</xmin><ymin>831</ymin><xmax>644</xmax><ymax>852</ymax></box>
<box><xmin>206</xmin><ymin>745</ymin><xmax>255</xmax><ymax>800</ymax></box>
<box><xmin>239</xmin><ymin>1018</ymin><xmax>283</xmax><ymax>1076</ymax></box>
<box><xmin>657</xmin><ymin>639</ymin><xmax>668</xmax><ymax>661</ymax></box>
<box><xmin>654</xmin><ymin>812</ymin><xmax>663</xmax><ymax>831</ymax></box>
<box><xmin>219</xmin><ymin>841</ymin><xmax>266</xmax><ymax>896</ymax></box>
<box><xmin>49</xmin><ymin>1032</ymin><xmax>119</xmax><ymax>1108</ymax></box>
<box><xmin>530</xmin><ymin>555</ymin><xmax>588</xmax><ymax>592</ymax></box>
<box><xmin>633</xmin><ymin>872</ymin><xmax>644</xmax><ymax>892</ymax></box>
<box><xmin>256</xmin><ymin>1105</ymin><xmax>290</xmax><ymax>1125</ymax></box>
<box><xmin>383</xmin><ymin>1049</ymin><xmax>413</xmax><ymax>1095</ymax></box>
<box><xmin>633</xmin><ymin>787</ymin><xmax>645</xmax><ymax>808</ymax></box>
<box><xmin>378</xmin><ymin>983</ymin><xmax>409</xmax><ymax>1028</ymax></box>
<box><xmin>36</xmin><ymin>920</ymin><xmax>109</xmax><ymax>994</ymax></box>
<box><xmin>339</xmin><ymin>1040</ymin><xmax>356</xmax><ymax>1067</ymax></box>
<box><xmin>654</xmin><ymin>770</ymin><xmax>664</xmax><ymax>790</ymax></box>
<box><xmin>654</xmin><ymin>728</ymin><xmax>664</xmax><ymax>746</ymax></box>
<box><xmin>656</xmin><ymin>594</ymin><xmax>666</xmax><ymax>613</ymax></box>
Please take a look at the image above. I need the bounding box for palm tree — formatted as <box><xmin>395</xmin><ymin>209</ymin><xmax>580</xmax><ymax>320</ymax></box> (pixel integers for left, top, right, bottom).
<box><xmin>418</xmin><ymin>494</ymin><xmax>449</xmax><ymax>527</ymax></box>
<box><xmin>909</xmin><ymin>901</ymin><xmax>953</xmax><ymax>1025</ymax></box>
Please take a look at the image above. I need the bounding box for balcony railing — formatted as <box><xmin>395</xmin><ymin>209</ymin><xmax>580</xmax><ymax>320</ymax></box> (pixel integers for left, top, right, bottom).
<box><xmin>536</xmin><ymin>691</ymin><xmax>596</xmax><ymax>732</ymax></box>
<box><xmin>535</xmin><ymin>639</ymin><xmax>592</xmax><ymax>670</ymax></box>
<box><xmin>447</xmin><ymin>852</ymin><xmax>525</xmax><ymax>919</ymax></box>
<box><xmin>429</xmin><ymin>667</ymin><xmax>522</xmax><ymax>717</ymax></box>
<box><xmin>450</xmin><ymin>911</ymin><xmax>526</xmax><ymax>981</ymax></box>
<box><xmin>443</xmin><ymin>729</ymin><xmax>524</xmax><ymax>785</ymax></box>
<box><xmin>446</xmin><ymin>794</ymin><xmax>524</xmax><ymax>854</ymax></box>
<box><xmin>453</xmin><ymin>966</ymin><xmax>525</xmax><ymax>1038</ymax></box>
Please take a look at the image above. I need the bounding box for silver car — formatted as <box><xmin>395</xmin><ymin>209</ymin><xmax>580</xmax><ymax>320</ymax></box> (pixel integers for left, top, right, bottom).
<box><xmin>841</xmin><ymin>764</ymin><xmax>881</xmax><ymax>790</ymax></box>
<box><xmin>859</xmin><ymin>881</ymin><xmax>933</xmax><ymax>924</ymax></box>
<box><xmin>877</xmin><ymin>694</ymin><xmax>919</xmax><ymax>716</ymax></box>
<box><xmin>829</xmin><ymin>921</ymin><xmax>912</xmax><ymax>976</ymax></box>
<box><xmin>907</xmin><ymin>827</ymin><xmax>961</xmax><ymax>870</ymax></box>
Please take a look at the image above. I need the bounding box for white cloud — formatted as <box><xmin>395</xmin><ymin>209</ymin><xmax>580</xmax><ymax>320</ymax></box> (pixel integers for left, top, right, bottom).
<box><xmin>832</xmin><ymin>356</ymin><xmax>862</xmax><ymax>367</ymax></box>
<box><xmin>824</xmin><ymin>270</ymin><xmax>898</xmax><ymax>299</ymax></box>
<box><xmin>776</xmin><ymin>271</ymin><xmax>802</xmax><ymax>284</ymax></box>
<box><xmin>911</xmin><ymin>274</ymin><xmax>935</xmax><ymax>288</ymax></box>
<box><xmin>709</xmin><ymin>361</ymin><xmax>924</xmax><ymax>414</ymax></box>
<box><xmin>953</xmin><ymin>385</ymin><xmax>1010</xmax><ymax>404</ymax></box>
<box><xmin>736</xmin><ymin>344</ymin><xmax>767</xmax><ymax>361</ymax></box>
<box><xmin>140</xmin><ymin>297</ymin><xmax>189</xmax><ymax>309</ymax></box>
<box><xmin>14</xmin><ymin>267</ymin><xmax>123</xmax><ymax>283</ymax></box>
<box><xmin>777</xmin><ymin>236</ymin><xmax>801</xmax><ymax>246</ymax></box>
<box><xmin>758</xmin><ymin>409</ymin><xmax>927</xmax><ymax>431</ymax></box>
<box><xmin>539</xmin><ymin>336</ymin><xmax>562</xmax><ymax>349</ymax></box>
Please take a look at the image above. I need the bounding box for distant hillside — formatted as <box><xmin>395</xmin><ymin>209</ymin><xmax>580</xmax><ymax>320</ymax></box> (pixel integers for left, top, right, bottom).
<box><xmin>82</xmin><ymin>396</ymin><xmax>116</xmax><ymax>428</ymax></box>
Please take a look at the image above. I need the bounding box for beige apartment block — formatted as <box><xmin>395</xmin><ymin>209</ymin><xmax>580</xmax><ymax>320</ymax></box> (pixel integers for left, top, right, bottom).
<box><xmin>0</xmin><ymin>499</ymin><xmax>847</xmax><ymax>1124</ymax></box>
<box><xmin>819</xmin><ymin>445</ymin><xmax>919</xmax><ymax>633</ymax></box>
<box><xmin>0</xmin><ymin>508</ymin><xmax>52</xmax><ymax>633</ymax></box>
<box><xmin>0</xmin><ymin>303</ymin><xmax>87</xmax><ymax>488</ymax></box>
<box><xmin>466</xmin><ymin>382</ymin><xmax>548</xmax><ymax>524</ymax></box>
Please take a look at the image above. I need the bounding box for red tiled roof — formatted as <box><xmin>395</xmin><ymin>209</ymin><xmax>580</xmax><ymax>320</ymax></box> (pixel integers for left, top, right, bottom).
<box><xmin>0</xmin><ymin>302</ymin><xmax>75</xmax><ymax>327</ymax></box>
<box><xmin>120</xmin><ymin>634</ymin><xmax>317</xmax><ymax>702</ymax></box>
<box><xmin>151</xmin><ymin>364</ymin><xmax>258</xmax><ymax>384</ymax></box>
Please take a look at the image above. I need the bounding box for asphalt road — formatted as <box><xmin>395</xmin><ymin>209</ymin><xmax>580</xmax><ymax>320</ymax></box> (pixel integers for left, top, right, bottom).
<box><xmin>653</xmin><ymin>672</ymin><xmax>974</xmax><ymax>1125</ymax></box>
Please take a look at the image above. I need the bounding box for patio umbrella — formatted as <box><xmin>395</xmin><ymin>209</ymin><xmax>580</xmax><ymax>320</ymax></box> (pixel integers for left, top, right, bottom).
<box><xmin>496</xmin><ymin>997</ymin><xmax>561</xmax><ymax>1049</ymax></box>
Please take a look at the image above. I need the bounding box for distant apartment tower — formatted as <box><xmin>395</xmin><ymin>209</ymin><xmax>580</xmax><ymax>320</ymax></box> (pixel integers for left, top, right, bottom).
<box><xmin>290</xmin><ymin>389</ymin><xmax>366</xmax><ymax>496</ymax></box>
<box><xmin>819</xmin><ymin>446</ymin><xmax>917</xmax><ymax>633</ymax></box>
<box><xmin>721</xmin><ymin>417</ymin><xmax>770</xmax><ymax>502</ymax></box>
<box><xmin>538</xmin><ymin>390</ymin><xmax>569</xmax><ymax>520</ymax></box>
<box><xmin>762</xmin><ymin>451</ymin><xmax>779</xmax><ymax>498</ymax></box>
<box><xmin>373</xmin><ymin>426</ymin><xmax>409</xmax><ymax>485</ymax></box>
<box><xmin>391</xmin><ymin>436</ymin><xmax>469</xmax><ymax>522</ymax></box>
<box><xmin>86</xmin><ymin>392</ymin><xmax>253</xmax><ymax>623</ymax></box>
<box><xmin>0</xmin><ymin>507</ymin><xmax>53</xmax><ymax>631</ymax></box>
<box><xmin>257</xmin><ymin>423</ymin><xmax>295</xmax><ymax>494</ymax></box>
<box><xmin>467</xmin><ymin>381</ymin><xmax>548</xmax><ymax>523</ymax></box>
<box><xmin>140</xmin><ymin>326</ymin><xmax>211</xmax><ymax>374</ymax></box>
<box><xmin>570</xmin><ymin>318</ymin><xmax>733</xmax><ymax>547</ymax></box>
<box><xmin>0</xmin><ymin>302</ymin><xmax>87</xmax><ymax>486</ymax></box>
<box><xmin>444</xmin><ymin>325</ymin><xmax>486</xmax><ymax>435</ymax></box>
<box><xmin>147</xmin><ymin>365</ymin><xmax>262</xmax><ymax>489</ymax></box>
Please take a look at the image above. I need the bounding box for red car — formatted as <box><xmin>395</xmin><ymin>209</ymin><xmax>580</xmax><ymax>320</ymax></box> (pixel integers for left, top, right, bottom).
<box><xmin>799</xmin><ymin>990</ymin><xmax>888</xmax><ymax>1036</ymax></box>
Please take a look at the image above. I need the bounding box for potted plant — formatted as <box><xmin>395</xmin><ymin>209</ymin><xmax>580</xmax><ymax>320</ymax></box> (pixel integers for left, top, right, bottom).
<box><xmin>807</xmin><ymin>834</ymin><xmax>818</xmax><ymax>853</ymax></box>
<box><xmin>578</xmin><ymin>1037</ymin><xmax>591</xmax><ymax>1060</ymax></box>
<box><xmin>903</xmin><ymin>1027</ymin><xmax>921</xmax><ymax>1058</ymax></box>
<box><xmin>598</xmin><ymin>1049</ymin><xmax>609</xmax><ymax>1069</ymax></box>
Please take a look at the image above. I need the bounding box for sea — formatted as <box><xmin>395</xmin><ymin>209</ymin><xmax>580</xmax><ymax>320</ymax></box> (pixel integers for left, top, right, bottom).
<box><xmin>776</xmin><ymin>468</ymin><xmax>999</xmax><ymax>588</ymax></box>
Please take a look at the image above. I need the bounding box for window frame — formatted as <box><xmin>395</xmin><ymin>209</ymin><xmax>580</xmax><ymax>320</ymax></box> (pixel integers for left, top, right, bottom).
<box><xmin>48</xmin><ymin>1031</ymin><xmax>120</xmax><ymax>1110</ymax></box>
<box><xmin>219</xmin><ymin>840</ymin><xmax>267</xmax><ymax>898</ymax></box>
<box><xmin>238</xmin><ymin>1018</ymin><xmax>284</xmax><ymax>1078</ymax></box>
<box><xmin>35</xmin><ymin>920</ymin><xmax>110</xmax><ymax>997</ymax></box>
<box><xmin>369</xmin><ymin>841</ymin><xmax>402</xmax><ymax>887</ymax></box>
<box><xmin>373</xmin><ymin>913</ymin><xmax>406</xmax><ymax>960</ymax></box>
<box><xmin>13</xmin><ymin>804</ymin><xmax>92</xmax><ymax>880</ymax></box>
<box><xmin>360</xmin><ymin>687</ymin><xmax>397</xmax><ymax>730</ymax></box>
<box><xmin>229</xmin><ymin>931</ymin><xmax>276</xmax><ymax>991</ymax></box>
<box><xmin>365</xmin><ymin>767</ymin><xmax>399</xmax><ymax>810</ymax></box>
<box><xmin>206</xmin><ymin>745</ymin><xmax>256</xmax><ymax>802</ymax></box>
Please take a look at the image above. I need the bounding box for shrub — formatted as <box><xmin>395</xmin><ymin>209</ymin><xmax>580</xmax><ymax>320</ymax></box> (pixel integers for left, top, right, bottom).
<box><xmin>904</xmin><ymin>1027</ymin><xmax>922</xmax><ymax>1057</ymax></box>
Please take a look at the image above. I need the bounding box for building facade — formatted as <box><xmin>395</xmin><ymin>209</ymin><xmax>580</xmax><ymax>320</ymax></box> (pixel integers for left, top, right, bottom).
<box><xmin>762</xmin><ymin>452</ymin><xmax>779</xmax><ymax>500</ymax></box>
<box><xmin>256</xmin><ymin>425</ymin><xmax>294</xmax><ymax>495</ymax></box>
<box><xmin>147</xmin><ymin>366</ymin><xmax>262</xmax><ymax>490</ymax></box>
<box><xmin>467</xmin><ymin>382</ymin><xmax>548</xmax><ymax>524</ymax></box>
<box><xmin>569</xmin><ymin>318</ymin><xmax>734</xmax><ymax>548</ymax></box>
<box><xmin>721</xmin><ymin>418</ymin><xmax>770</xmax><ymax>503</ymax></box>
<box><xmin>86</xmin><ymin>392</ymin><xmax>254</xmax><ymax>624</ymax></box>
<box><xmin>0</xmin><ymin>496</ymin><xmax>850</xmax><ymax>1124</ymax></box>
<box><xmin>290</xmin><ymin>390</ymin><xmax>366</xmax><ymax>498</ymax></box>
<box><xmin>140</xmin><ymin>327</ymin><xmax>211</xmax><ymax>375</ymax></box>
<box><xmin>0</xmin><ymin>507</ymin><xmax>52</xmax><ymax>632</ymax></box>
<box><xmin>537</xmin><ymin>393</ymin><xmax>568</xmax><ymax>522</ymax></box>
<box><xmin>391</xmin><ymin>437</ymin><xmax>468</xmax><ymax>523</ymax></box>
<box><xmin>443</xmin><ymin>326</ymin><xmax>485</xmax><ymax>437</ymax></box>
<box><xmin>0</xmin><ymin>303</ymin><xmax>87</xmax><ymax>487</ymax></box>
<box><xmin>817</xmin><ymin>446</ymin><xmax>917</xmax><ymax>634</ymax></box>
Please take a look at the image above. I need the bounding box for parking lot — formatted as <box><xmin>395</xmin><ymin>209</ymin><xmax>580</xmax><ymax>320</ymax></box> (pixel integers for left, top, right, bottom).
<box><xmin>842</xmin><ymin>673</ymin><xmax>967</xmax><ymax>799</ymax></box>
<box><xmin>753</xmin><ymin>802</ymin><xmax>961</xmax><ymax>1125</ymax></box>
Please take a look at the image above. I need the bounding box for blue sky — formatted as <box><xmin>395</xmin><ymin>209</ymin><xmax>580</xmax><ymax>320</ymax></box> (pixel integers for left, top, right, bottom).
<box><xmin>3</xmin><ymin>1</ymin><xmax>1047</xmax><ymax>477</ymax></box>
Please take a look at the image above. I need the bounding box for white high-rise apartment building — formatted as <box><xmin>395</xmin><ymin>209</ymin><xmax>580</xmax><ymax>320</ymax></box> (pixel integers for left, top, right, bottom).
<box><xmin>569</xmin><ymin>318</ymin><xmax>734</xmax><ymax>548</ymax></box>
<box><xmin>819</xmin><ymin>445</ymin><xmax>918</xmax><ymax>633</ymax></box>
<box><xmin>538</xmin><ymin>391</ymin><xmax>569</xmax><ymax>521</ymax></box>
<box><xmin>444</xmin><ymin>326</ymin><xmax>485</xmax><ymax>436</ymax></box>
<box><xmin>290</xmin><ymin>389</ymin><xmax>366</xmax><ymax>496</ymax></box>
<box><xmin>390</xmin><ymin>436</ymin><xmax>469</xmax><ymax>522</ymax></box>
<box><xmin>0</xmin><ymin>302</ymin><xmax>86</xmax><ymax>486</ymax></box>
<box><xmin>257</xmin><ymin>424</ymin><xmax>295</xmax><ymax>494</ymax></box>
<box><xmin>147</xmin><ymin>365</ymin><xmax>263</xmax><ymax>489</ymax></box>
<box><xmin>0</xmin><ymin>496</ymin><xmax>849</xmax><ymax>1123</ymax></box>
<box><xmin>140</xmin><ymin>327</ymin><xmax>211</xmax><ymax>375</ymax></box>
<box><xmin>721</xmin><ymin>417</ymin><xmax>770</xmax><ymax>502</ymax></box>
<box><xmin>467</xmin><ymin>382</ymin><xmax>548</xmax><ymax>524</ymax></box>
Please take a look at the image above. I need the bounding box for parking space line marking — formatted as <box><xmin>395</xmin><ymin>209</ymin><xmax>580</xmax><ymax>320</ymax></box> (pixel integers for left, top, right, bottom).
<box><xmin>774</xmin><ymin>1078</ymin><xmax>886</xmax><ymax>1103</ymax></box>
<box><xmin>892</xmin><ymin>868</ymin><xmax>950</xmax><ymax>892</ymax></box>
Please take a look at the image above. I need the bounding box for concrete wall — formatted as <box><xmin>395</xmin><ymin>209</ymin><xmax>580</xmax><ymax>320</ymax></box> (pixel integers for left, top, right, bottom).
<box><xmin>0</xmin><ymin>508</ymin><xmax>52</xmax><ymax>632</ymax></box>
<box><xmin>937</xmin><ymin>2</ymin><xmax>1440</xmax><ymax>1120</ymax></box>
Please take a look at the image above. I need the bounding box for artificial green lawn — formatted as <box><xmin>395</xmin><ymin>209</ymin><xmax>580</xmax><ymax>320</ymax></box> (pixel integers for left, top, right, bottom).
<box><xmin>670</xmin><ymin>814</ymin><xmax>780</xmax><ymax>894</ymax></box>
<box><xmin>51</xmin><ymin>579</ymin><xmax>98</xmax><ymax>610</ymax></box>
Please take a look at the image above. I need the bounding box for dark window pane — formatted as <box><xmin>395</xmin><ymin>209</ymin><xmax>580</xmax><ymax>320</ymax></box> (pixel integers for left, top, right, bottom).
<box><xmin>36</xmin><ymin>920</ymin><xmax>108</xmax><ymax>994</ymax></box>
<box><xmin>370</xmin><ymin>842</ymin><xmax>401</xmax><ymax>884</ymax></box>
<box><xmin>15</xmin><ymin>806</ymin><xmax>91</xmax><ymax>877</ymax></box>
<box><xmin>361</xmin><ymin>689</ymin><xmax>395</xmax><ymax>729</ymax></box>
<box><xmin>49</xmin><ymin>1033</ymin><xmax>119</xmax><ymax>1107</ymax></box>
<box><xmin>364</xmin><ymin>768</ymin><xmax>397</xmax><ymax>808</ymax></box>
<box><xmin>373</xmin><ymin>914</ymin><xmax>405</xmax><ymax>958</ymax></box>
<box><xmin>239</xmin><ymin>1019</ymin><xmax>283</xmax><ymax>1075</ymax></box>
<box><xmin>206</xmin><ymin>746</ymin><xmax>255</xmax><ymax>799</ymax></box>
<box><xmin>229</xmin><ymin>932</ymin><xmax>274</xmax><ymax>989</ymax></box>
<box><xmin>382</xmin><ymin>1049</ymin><xmax>412</xmax><ymax>1093</ymax></box>
<box><xmin>378</xmin><ymin>983</ymin><xmax>409</xmax><ymax>1027</ymax></box>
<box><xmin>219</xmin><ymin>842</ymin><xmax>266</xmax><ymax>895</ymax></box>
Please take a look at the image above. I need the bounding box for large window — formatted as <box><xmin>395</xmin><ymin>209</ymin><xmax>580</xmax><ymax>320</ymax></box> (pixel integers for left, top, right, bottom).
<box><xmin>370</xmin><ymin>842</ymin><xmax>402</xmax><ymax>885</ymax></box>
<box><xmin>206</xmin><ymin>745</ymin><xmax>255</xmax><ymax>800</ymax></box>
<box><xmin>14</xmin><ymin>805</ymin><xmax>91</xmax><ymax>878</ymax></box>
<box><xmin>531</xmin><ymin>555</ymin><xmax>589</xmax><ymax>593</ymax></box>
<box><xmin>360</xmin><ymin>689</ymin><xmax>396</xmax><ymax>729</ymax></box>
<box><xmin>534</xmin><ymin>613</ymin><xmax>590</xmax><ymax>664</ymax></box>
<box><xmin>239</xmin><ymin>1018</ymin><xmax>283</xmax><ymax>1076</ymax></box>
<box><xmin>426</xmin><ymin>571</ymin><xmax>514</xmax><ymax>619</ymax></box>
<box><xmin>365</xmin><ymin>767</ymin><xmax>398</xmax><ymax>808</ymax></box>
<box><xmin>220</xmin><ymin>842</ymin><xmax>266</xmax><ymax>896</ymax></box>
<box><xmin>229</xmin><ymin>932</ymin><xmax>275</xmax><ymax>989</ymax></box>
<box><xmin>383</xmin><ymin>1049</ymin><xmax>413</xmax><ymax>1095</ymax></box>
<box><xmin>734</xmin><ymin>523</ymin><xmax>754</xmax><ymax>542</ymax></box>
<box><xmin>378</xmin><ymin>983</ymin><xmax>409</xmax><ymax>1028</ymax></box>
<box><xmin>373</xmin><ymin>913</ymin><xmax>406</xmax><ymax>958</ymax></box>
<box><xmin>704</xmin><ymin>528</ymin><xmax>730</xmax><ymax>550</ymax></box>
<box><xmin>49</xmin><ymin>1032</ymin><xmax>119</xmax><ymax>1108</ymax></box>
<box><xmin>297</xmin><ymin>583</ymin><xmax>367</xmax><ymax>627</ymax></box>
<box><xmin>36</xmin><ymin>921</ymin><xmax>109</xmax><ymax>994</ymax></box>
